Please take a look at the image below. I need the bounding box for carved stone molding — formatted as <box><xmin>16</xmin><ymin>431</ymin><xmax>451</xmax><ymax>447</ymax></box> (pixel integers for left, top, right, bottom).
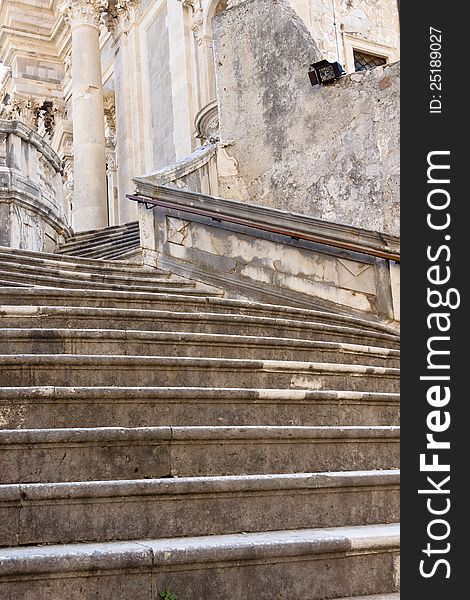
<box><xmin>59</xmin><ymin>0</ymin><xmax>109</xmax><ymax>29</ymax></box>
<box><xmin>0</xmin><ymin>132</ymin><xmax>7</xmax><ymax>166</ymax></box>
<box><xmin>195</xmin><ymin>100</ymin><xmax>220</xmax><ymax>143</ymax></box>
<box><xmin>64</xmin><ymin>53</ymin><xmax>72</xmax><ymax>78</ymax></box>
<box><xmin>178</xmin><ymin>0</ymin><xmax>204</xmax><ymax>45</ymax></box>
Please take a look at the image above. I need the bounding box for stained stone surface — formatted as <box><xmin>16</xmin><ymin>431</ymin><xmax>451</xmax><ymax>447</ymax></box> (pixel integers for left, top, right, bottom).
<box><xmin>213</xmin><ymin>0</ymin><xmax>400</xmax><ymax>236</ymax></box>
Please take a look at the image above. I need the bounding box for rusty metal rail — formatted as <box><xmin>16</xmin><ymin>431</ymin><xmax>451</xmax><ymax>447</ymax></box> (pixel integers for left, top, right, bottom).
<box><xmin>128</xmin><ymin>191</ymin><xmax>400</xmax><ymax>263</ymax></box>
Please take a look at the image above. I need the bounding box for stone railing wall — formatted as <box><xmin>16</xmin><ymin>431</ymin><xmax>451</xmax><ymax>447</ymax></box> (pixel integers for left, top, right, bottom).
<box><xmin>131</xmin><ymin>183</ymin><xmax>400</xmax><ymax>325</ymax></box>
<box><xmin>0</xmin><ymin>119</ymin><xmax>72</xmax><ymax>252</ymax></box>
<box><xmin>138</xmin><ymin>142</ymin><xmax>219</xmax><ymax>196</ymax></box>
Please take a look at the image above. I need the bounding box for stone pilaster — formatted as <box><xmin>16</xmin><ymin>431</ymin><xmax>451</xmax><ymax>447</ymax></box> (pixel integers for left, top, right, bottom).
<box><xmin>103</xmin><ymin>0</ymin><xmax>142</xmax><ymax>223</ymax></box>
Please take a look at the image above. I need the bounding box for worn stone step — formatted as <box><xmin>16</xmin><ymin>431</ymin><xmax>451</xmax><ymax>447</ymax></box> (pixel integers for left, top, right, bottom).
<box><xmin>0</xmin><ymin>245</ymin><xmax>149</xmax><ymax>272</ymax></box>
<box><xmin>57</xmin><ymin>222</ymin><xmax>139</xmax><ymax>249</ymax></box>
<box><xmin>0</xmin><ymin>470</ymin><xmax>399</xmax><ymax>546</ymax></box>
<box><xmin>0</xmin><ymin>328</ymin><xmax>400</xmax><ymax>366</ymax></box>
<box><xmin>0</xmin><ymin>426</ymin><xmax>399</xmax><ymax>483</ymax></box>
<box><xmin>0</xmin><ymin>262</ymin><xmax>196</xmax><ymax>289</ymax></box>
<box><xmin>0</xmin><ymin>287</ymin><xmax>398</xmax><ymax>336</ymax></box>
<box><xmin>59</xmin><ymin>234</ymin><xmax>141</xmax><ymax>259</ymax></box>
<box><xmin>334</xmin><ymin>595</ymin><xmax>400</xmax><ymax>600</ymax></box>
<box><xmin>0</xmin><ymin>276</ymin><xmax>221</xmax><ymax>296</ymax></box>
<box><xmin>59</xmin><ymin>222</ymin><xmax>139</xmax><ymax>245</ymax></box>
<box><xmin>0</xmin><ymin>387</ymin><xmax>400</xmax><ymax>428</ymax></box>
<box><xmin>58</xmin><ymin>227</ymin><xmax>139</xmax><ymax>247</ymax></box>
<box><xmin>61</xmin><ymin>221</ymin><xmax>139</xmax><ymax>241</ymax></box>
<box><xmin>0</xmin><ymin>305</ymin><xmax>400</xmax><ymax>348</ymax></box>
<box><xmin>0</xmin><ymin>355</ymin><xmax>400</xmax><ymax>391</ymax></box>
<box><xmin>0</xmin><ymin>249</ymin><xmax>167</xmax><ymax>278</ymax></box>
<box><xmin>0</xmin><ymin>524</ymin><xmax>400</xmax><ymax>599</ymax></box>
<box><xmin>86</xmin><ymin>244</ymin><xmax>141</xmax><ymax>261</ymax></box>
<box><xmin>105</xmin><ymin>247</ymin><xmax>142</xmax><ymax>262</ymax></box>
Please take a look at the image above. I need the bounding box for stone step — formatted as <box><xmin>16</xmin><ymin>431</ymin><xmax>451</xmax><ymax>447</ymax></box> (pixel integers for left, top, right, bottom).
<box><xmin>61</xmin><ymin>221</ymin><xmax>139</xmax><ymax>242</ymax></box>
<box><xmin>0</xmin><ymin>328</ymin><xmax>400</xmax><ymax>366</ymax></box>
<box><xmin>0</xmin><ymin>426</ymin><xmax>399</xmax><ymax>483</ymax></box>
<box><xmin>57</xmin><ymin>222</ymin><xmax>139</xmax><ymax>249</ymax></box>
<box><xmin>0</xmin><ymin>524</ymin><xmax>400</xmax><ymax>599</ymax></box>
<box><xmin>58</xmin><ymin>233</ymin><xmax>141</xmax><ymax>259</ymax></box>
<box><xmin>334</xmin><ymin>595</ymin><xmax>400</xmax><ymax>600</ymax></box>
<box><xmin>0</xmin><ymin>470</ymin><xmax>399</xmax><ymax>546</ymax></box>
<box><xmin>0</xmin><ymin>245</ymin><xmax>149</xmax><ymax>272</ymax></box>
<box><xmin>0</xmin><ymin>286</ymin><xmax>398</xmax><ymax>336</ymax></box>
<box><xmin>0</xmin><ymin>355</ymin><xmax>400</xmax><ymax>391</ymax></box>
<box><xmin>58</xmin><ymin>228</ymin><xmax>140</xmax><ymax>251</ymax></box>
<box><xmin>0</xmin><ymin>387</ymin><xmax>400</xmax><ymax>428</ymax></box>
<box><xmin>0</xmin><ymin>305</ymin><xmax>400</xmax><ymax>348</ymax></box>
<box><xmin>0</xmin><ymin>249</ymin><xmax>167</xmax><ymax>277</ymax></box>
<box><xmin>105</xmin><ymin>247</ymin><xmax>142</xmax><ymax>262</ymax></box>
<box><xmin>0</xmin><ymin>263</ymin><xmax>197</xmax><ymax>290</ymax></box>
<box><xmin>60</xmin><ymin>221</ymin><xmax>139</xmax><ymax>243</ymax></box>
<box><xmin>90</xmin><ymin>245</ymin><xmax>142</xmax><ymax>261</ymax></box>
<box><xmin>0</xmin><ymin>276</ymin><xmax>221</xmax><ymax>296</ymax></box>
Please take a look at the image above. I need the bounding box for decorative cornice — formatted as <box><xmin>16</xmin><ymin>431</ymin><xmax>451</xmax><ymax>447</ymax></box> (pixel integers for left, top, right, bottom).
<box><xmin>59</xmin><ymin>0</ymin><xmax>108</xmax><ymax>29</ymax></box>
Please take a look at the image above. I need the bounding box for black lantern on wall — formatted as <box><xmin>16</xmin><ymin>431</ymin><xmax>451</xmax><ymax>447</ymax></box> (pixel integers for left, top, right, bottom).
<box><xmin>309</xmin><ymin>60</ymin><xmax>345</xmax><ymax>86</ymax></box>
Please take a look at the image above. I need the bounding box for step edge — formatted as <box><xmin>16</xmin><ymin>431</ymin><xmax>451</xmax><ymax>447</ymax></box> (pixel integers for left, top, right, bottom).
<box><xmin>0</xmin><ymin>523</ymin><xmax>400</xmax><ymax>575</ymax></box>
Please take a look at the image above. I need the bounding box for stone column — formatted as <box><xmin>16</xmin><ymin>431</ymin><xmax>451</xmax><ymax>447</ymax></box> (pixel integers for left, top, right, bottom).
<box><xmin>60</xmin><ymin>0</ymin><xmax>108</xmax><ymax>231</ymax></box>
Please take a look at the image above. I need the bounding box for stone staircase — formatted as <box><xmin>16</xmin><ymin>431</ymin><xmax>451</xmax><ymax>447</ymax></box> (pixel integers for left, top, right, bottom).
<box><xmin>0</xmin><ymin>232</ymin><xmax>400</xmax><ymax>599</ymax></box>
<box><xmin>56</xmin><ymin>221</ymin><xmax>141</xmax><ymax>261</ymax></box>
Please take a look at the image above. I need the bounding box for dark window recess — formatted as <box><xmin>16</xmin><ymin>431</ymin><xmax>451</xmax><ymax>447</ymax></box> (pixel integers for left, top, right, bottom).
<box><xmin>353</xmin><ymin>50</ymin><xmax>387</xmax><ymax>72</ymax></box>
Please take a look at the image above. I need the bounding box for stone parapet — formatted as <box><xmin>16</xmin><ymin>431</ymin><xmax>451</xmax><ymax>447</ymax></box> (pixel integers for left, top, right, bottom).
<box><xmin>131</xmin><ymin>183</ymin><xmax>400</xmax><ymax>323</ymax></box>
<box><xmin>0</xmin><ymin>119</ymin><xmax>72</xmax><ymax>252</ymax></box>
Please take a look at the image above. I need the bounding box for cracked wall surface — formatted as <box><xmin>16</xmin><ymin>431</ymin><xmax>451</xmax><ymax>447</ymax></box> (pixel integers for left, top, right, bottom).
<box><xmin>213</xmin><ymin>0</ymin><xmax>399</xmax><ymax>236</ymax></box>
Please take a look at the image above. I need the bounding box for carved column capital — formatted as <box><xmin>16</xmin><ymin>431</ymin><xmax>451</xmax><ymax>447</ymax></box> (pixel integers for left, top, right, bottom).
<box><xmin>59</xmin><ymin>0</ymin><xmax>109</xmax><ymax>29</ymax></box>
<box><xmin>1</xmin><ymin>93</ymin><xmax>40</xmax><ymax>131</ymax></box>
<box><xmin>102</xmin><ymin>0</ymin><xmax>141</xmax><ymax>34</ymax></box>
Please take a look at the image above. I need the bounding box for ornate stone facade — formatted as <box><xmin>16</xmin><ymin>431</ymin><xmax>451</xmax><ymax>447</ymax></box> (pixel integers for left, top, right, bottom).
<box><xmin>0</xmin><ymin>0</ymin><xmax>400</xmax><ymax>234</ymax></box>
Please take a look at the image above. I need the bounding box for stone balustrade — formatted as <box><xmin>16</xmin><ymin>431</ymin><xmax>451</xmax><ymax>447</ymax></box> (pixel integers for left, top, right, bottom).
<box><xmin>0</xmin><ymin>119</ymin><xmax>72</xmax><ymax>252</ymax></box>
<box><xmin>132</xmin><ymin>183</ymin><xmax>400</xmax><ymax>324</ymax></box>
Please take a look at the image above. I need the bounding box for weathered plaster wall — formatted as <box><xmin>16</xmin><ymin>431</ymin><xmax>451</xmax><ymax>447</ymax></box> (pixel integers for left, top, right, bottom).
<box><xmin>213</xmin><ymin>0</ymin><xmax>399</xmax><ymax>236</ymax></box>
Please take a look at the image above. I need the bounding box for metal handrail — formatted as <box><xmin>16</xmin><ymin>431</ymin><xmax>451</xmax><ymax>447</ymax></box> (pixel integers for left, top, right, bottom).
<box><xmin>128</xmin><ymin>192</ymin><xmax>400</xmax><ymax>263</ymax></box>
